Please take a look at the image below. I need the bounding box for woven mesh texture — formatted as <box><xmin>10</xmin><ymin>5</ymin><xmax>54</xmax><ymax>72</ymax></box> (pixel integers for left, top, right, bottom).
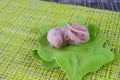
<box><xmin>0</xmin><ymin>0</ymin><xmax>120</xmax><ymax>80</ymax></box>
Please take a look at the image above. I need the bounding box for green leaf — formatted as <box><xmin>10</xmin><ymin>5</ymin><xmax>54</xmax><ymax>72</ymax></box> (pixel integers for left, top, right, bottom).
<box><xmin>32</xmin><ymin>50</ymin><xmax>58</xmax><ymax>69</ymax></box>
<box><xmin>32</xmin><ymin>21</ymin><xmax>114</xmax><ymax>80</ymax></box>
<box><xmin>32</xmin><ymin>50</ymin><xmax>42</xmax><ymax>60</ymax></box>
<box><xmin>39</xmin><ymin>25</ymin><xmax>51</xmax><ymax>34</ymax></box>
<box><xmin>87</xmin><ymin>24</ymin><xmax>97</xmax><ymax>38</ymax></box>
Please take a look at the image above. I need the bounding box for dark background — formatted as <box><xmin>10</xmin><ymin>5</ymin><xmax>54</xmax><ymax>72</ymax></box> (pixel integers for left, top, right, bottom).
<box><xmin>45</xmin><ymin>0</ymin><xmax>120</xmax><ymax>11</ymax></box>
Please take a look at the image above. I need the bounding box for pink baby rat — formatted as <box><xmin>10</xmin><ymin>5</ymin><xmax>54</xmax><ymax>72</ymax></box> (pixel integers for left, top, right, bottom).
<box><xmin>47</xmin><ymin>27</ymin><xmax>65</xmax><ymax>48</ymax></box>
<box><xmin>47</xmin><ymin>23</ymin><xmax>90</xmax><ymax>48</ymax></box>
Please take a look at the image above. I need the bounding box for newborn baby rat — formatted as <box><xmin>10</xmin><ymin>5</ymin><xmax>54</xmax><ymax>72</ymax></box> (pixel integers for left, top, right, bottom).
<box><xmin>47</xmin><ymin>23</ymin><xmax>90</xmax><ymax>48</ymax></box>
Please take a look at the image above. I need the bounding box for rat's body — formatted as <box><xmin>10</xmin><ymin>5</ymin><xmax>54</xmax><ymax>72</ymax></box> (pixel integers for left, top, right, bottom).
<box><xmin>47</xmin><ymin>23</ymin><xmax>90</xmax><ymax>48</ymax></box>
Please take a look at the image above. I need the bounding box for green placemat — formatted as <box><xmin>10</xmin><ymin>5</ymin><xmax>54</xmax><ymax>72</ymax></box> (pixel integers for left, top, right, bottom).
<box><xmin>0</xmin><ymin>0</ymin><xmax>120</xmax><ymax>80</ymax></box>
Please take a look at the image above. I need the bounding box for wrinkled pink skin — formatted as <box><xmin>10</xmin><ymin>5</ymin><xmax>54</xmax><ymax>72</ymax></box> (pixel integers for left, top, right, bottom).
<box><xmin>47</xmin><ymin>23</ymin><xmax>90</xmax><ymax>48</ymax></box>
<box><xmin>47</xmin><ymin>27</ymin><xmax>64</xmax><ymax>48</ymax></box>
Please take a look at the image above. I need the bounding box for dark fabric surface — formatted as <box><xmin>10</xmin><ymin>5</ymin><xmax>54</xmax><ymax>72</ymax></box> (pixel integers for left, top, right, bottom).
<box><xmin>45</xmin><ymin>0</ymin><xmax>120</xmax><ymax>11</ymax></box>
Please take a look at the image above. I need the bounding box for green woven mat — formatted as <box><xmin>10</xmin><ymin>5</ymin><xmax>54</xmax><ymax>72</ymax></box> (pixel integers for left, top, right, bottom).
<box><xmin>0</xmin><ymin>0</ymin><xmax>120</xmax><ymax>80</ymax></box>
